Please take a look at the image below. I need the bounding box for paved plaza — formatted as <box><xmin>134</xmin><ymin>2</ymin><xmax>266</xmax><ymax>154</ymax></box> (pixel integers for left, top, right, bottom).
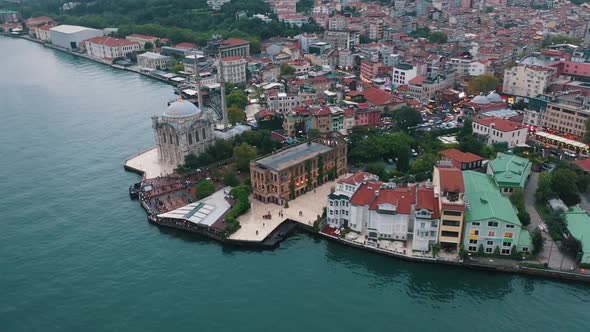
<box><xmin>230</xmin><ymin>175</ymin><xmax>345</xmax><ymax>241</ymax></box>
<box><xmin>125</xmin><ymin>147</ymin><xmax>175</xmax><ymax>179</ymax></box>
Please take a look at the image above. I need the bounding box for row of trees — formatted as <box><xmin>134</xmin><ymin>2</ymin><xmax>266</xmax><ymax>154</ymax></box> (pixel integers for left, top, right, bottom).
<box><xmin>509</xmin><ymin>189</ymin><xmax>531</xmax><ymax>227</ymax></box>
<box><xmin>177</xmin><ymin>130</ymin><xmax>282</xmax><ymax>173</ymax></box>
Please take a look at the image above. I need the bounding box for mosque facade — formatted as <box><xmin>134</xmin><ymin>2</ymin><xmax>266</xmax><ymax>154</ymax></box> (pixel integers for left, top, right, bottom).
<box><xmin>151</xmin><ymin>100</ymin><xmax>215</xmax><ymax>166</ymax></box>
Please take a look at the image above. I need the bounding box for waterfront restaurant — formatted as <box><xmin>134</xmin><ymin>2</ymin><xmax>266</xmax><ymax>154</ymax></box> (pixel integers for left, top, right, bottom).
<box><xmin>533</xmin><ymin>131</ymin><xmax>590</xmax><ymax>155</ymax></box>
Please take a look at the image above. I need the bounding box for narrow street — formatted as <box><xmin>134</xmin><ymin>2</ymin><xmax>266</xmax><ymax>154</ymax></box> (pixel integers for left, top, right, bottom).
<box><xmin>524</xmin><ymin>172</ymin><xmax>577</xmax><ymax>271</ymax></box>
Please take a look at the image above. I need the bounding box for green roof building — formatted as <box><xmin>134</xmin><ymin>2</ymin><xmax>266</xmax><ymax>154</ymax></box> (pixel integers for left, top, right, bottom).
<box><xmin>562</xmin><ymin>206</ymin><xmax>590</xmax><ymax>265</ymax></box>
<box><xmin>463</xmin><ymin>171</ymin><xmax>532</xmax><ymax>255</ymax></box>
<box><xmin>486</xmin><ymin>153</ymin><xmax>532</xmax><ymax>194</ymax></box>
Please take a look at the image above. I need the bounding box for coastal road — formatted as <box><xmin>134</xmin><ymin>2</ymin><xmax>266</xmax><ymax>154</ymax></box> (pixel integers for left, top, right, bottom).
<box><xmin>524</xmin><ymin>172</ymin><xmax>577</xmax><ymax>271</ymax></box>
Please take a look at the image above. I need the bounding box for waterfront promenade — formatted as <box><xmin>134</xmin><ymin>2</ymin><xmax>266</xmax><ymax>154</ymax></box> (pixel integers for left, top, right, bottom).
<box><xmin>124</xmin><ymin>146</ymin><xmax>175</xmax><ymax>179</ymax></box>
<box><xmin>230</xmin><ymin>176</ymin><xmax>342</xmax><ymax>242</ymax></box>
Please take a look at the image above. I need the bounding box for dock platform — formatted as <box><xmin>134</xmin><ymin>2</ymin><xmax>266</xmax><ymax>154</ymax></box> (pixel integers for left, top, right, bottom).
<box><xmin>124</xmin><ymin>147</ymin><xmax>175</xmax><ymax>179</ymax></box>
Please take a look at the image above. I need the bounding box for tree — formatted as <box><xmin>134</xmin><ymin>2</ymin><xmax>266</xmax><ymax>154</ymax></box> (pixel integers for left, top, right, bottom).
<box><xmin>308</xmin><ymin>128</ymin><xmax>321</xmax><ymax>139</ymax></box>
<box><xmin>532</xmin><ymin>229</ymin><xmax>543</xmax><ymax>255</ymax></box>
<box><xmin>551</xmin><ymin>168</ymin><xmax>581</xmax><ymax>206</ymax></box>
<box><xmin>485</xmin><ymin>6</ymin><xmax>494</xmax><ymax>12</ymax></box>
<box><xmin>144</xmin><ymin>41</ymin><xmax>154</xmax><ymax>50</ymax></box>
<box><xmin>410</xmin><ymin>27</ymin><xmax>430</xmax><ymax>38</ymax></box>
<box><xmin>170</xmin><ymin>63</ymin><xmax>184</xmax><ymax>73</ymax></box>
<box><xmin>397</xmin><ymin>144</ymin><xmax>412</xmax><ymax>172</ymax></box>
<box><xmin>366</xmin><ymin>161</ymin><xmax>386</xmax><ymax>179</ymax></box>
<box><xmin>536</xmin><ymin>172</ymin><xmax>555</xmax><ymax>203</ymax></box>
<box><xmin>393</xmin><ymin>106</ymin><xmax>422</xmax><ymax>132</ymax></box>
<box><xmin>222</xmin><ymin>172</ymin><xmax>240</xmax><ymax>187</ymax></box>
<box><xmin>228</xmin><ymin>106</ymin><xmax>245</xmax><ymax>125</ymax></box>
<box><xmin>517</xmin><ymin>210</ymin><xmax>531</xmax><ymax>227</ymax></box>
<box><xmin>226</xmin><ymin>89</ymin><xmax>248</xmax><ymax>109</ymax></box>
<box><xmin>410</xmin><ymin>153</ymin><xmax>438</xmax><ymax>178</ymax></box>
<box><xmin>478</xmin><ymin>244</ymin><xmax>485</xmax><ymax>255</ymax></box>
<box><xmin>280</xmin><ymin>63</ymin><xmax>296</xmax><ymax>77</ymax></box>
<box><xmin>428</xmin><ymin>31</ymin><xmax>448</xmax><ymax>44</ymax></box>
<box><xmin>289</xmin><ymin>176</ymin><xmax>296</xmax><ymax>200</ymax></box>
<box><xmin>584</xmin><ymin>117</ymin><xmax>590</xmax><ymax>144</ymax></box>
<box><xmin>543</xmin><ymin>35</ymin><xmax>581</xmax><ymax>47</ymax></box>
<box><xmin>195</xmin><ymin>179</ymin><xmax>215</xmax><ymax>199</ymax></box>
<box><xmin>467</xmin><ymin>74</ymin><xmax>499</xmax><ymax>95</ymax></box>
<box><xmin>233</xmin><ymin>142</ymin><xmax>256</xmax><ymax>172</ymax></box>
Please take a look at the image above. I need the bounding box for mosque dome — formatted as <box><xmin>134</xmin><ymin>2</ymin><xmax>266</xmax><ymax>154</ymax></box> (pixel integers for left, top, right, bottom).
<box><xmin>471</xmin><ymin>95</ymin><xmax>491</xmax><ymax>104</ymax></box>
<box><xmin>487</xmin><ymin>92</ymin><xmax>503</xmax><ymax>103</ymax></box>
<box><xmin>163</xmin><ymin>100</ymin><xmax>201</xmax><ymax>118</ymax></box>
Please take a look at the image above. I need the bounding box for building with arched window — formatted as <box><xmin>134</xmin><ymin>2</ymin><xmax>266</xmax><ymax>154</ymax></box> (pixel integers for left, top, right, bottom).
<box><xmin>151</xmin><ymin>100</ymin><xmax>215</xmax><ymax>166</ymax></box>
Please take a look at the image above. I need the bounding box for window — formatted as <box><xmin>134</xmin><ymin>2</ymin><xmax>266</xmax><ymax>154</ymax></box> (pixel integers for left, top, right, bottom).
<box><xmin>501</xmin><ymin>249</ymin><xmax>510</xmax><ymax>255</ymax></box>
<box><xmin>503</xmin><ymin>242</ymin><xmax>511</xmax><ymax>247</ymax></box>
<box><xmin>504</xmin><ymin>232</ymin><xmax>513</xmax><ymax>238</ymax></box>
<box><xmin>488</xmin><ymin>231</ymin><xmax>495</xmax><ymax>237</ymax></box>
<box><xmin>443</xmin><ymin>220</ymin><xmax>460</xmax><ymax>227</ymax></box>
<box><xmin>441</xmin><ymin>231</ymin><xmax>459</xmax><ymax>238</ymax></box>
<box><xmin>487</xmin><ymin>240</ymin><xmax>494</xmax><ymax>246</ymax></box>
<box><xmin>202</xmin><ymin>127</ymin><xmax>206</xmax><ymax>140</ymax></box>
<box><xmin>488</xmin><ymin>221</ymin><xmax>499</xmax><ymax>227</ymax></box>
<box><xmin>472</xmin><ymin>222</ymin><xmax>480</xmax><ymax>226</ymax></box>
<box><xmin>468</xmin><ymin>246</ymin><xmax>477</xmax><ymax>252</ymax></box>
<box><xmin>469</xmin><ymin>239</ymin><xmax>478</xmax><ymax>244</ymax></box>
<box><xmin>430</xmin><ymin>231</ymin><xmax>436</xmax><ymax>237</ymax></box>
<box><xmin>329</xmin><ymin>201</ymin><xmax>333</xmax><ymax>206</ymax></box>
<box><xmin>444</xmin><ymin>210</ymin><xmax>462</xmax><ymax>216</ymax></box>
<box><xmin>470</xmin><ymin>229</ymin><xmax>479</xmax><ymax>236</ymax></box>
<box><xmin>485</xmin><ymin>247</ymin><xmax>493</xmax><ymax>253</ymax></box>
<box><xmin>506</xmin><ymin>224</ymin><xmax>515</xmax><ymax>229</ymax></box>
<box><xmin>522</xmin><ymin>247</ymin><xmax>529</xmax><ymax>253</ymax></box>
<box><xmin>421</xmin><ymin>222</ymin><xmax>426</xmax><ymax>228</ymax></box>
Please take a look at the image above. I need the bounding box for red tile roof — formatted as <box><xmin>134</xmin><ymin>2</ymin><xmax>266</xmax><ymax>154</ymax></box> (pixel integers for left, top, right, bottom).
<box><xmin>174</xmin><ymin>42</ymin><xmax>198</xmax><ymax>49</ymax></box>
<box><xmin>127</xmin><ymin>34</ymin><xmax>159</xmax><ymax>40</ymax></box>
<box><xmin>222</xmin><ymin>38</ymin><xmax>250</xmax><ymax>47</ymax></box>
<box><xmin>222</xmin><ymin>56</ymin><xmax>244</xmax><ymax>62</ymax></box>
<box><xmin>440</xmin><ymin>148</ymin><xmax>483</xmax><ymax>164</ymax></box>
<box><xmin>362</xmin><ymin>87</ymin><xmax>396</xmax><ymax>106</ymax></box>
<box><xmin>438</xmin><ymin>167</ymin><xmax>464</xmax><ymax>193</ymax></box>
<box><xmin>574</xmin><ymin>158</ymin><xmax>590</xmax><ymax>172</ymax></box>
<box><xmin>338</xmin><ymin>171</ymin><xmax>375</xmax><ymax>185</ymax></box>
<box><xmin>350</xmin><ymin>181</ymin><xmax>382</xmax><ymax>206</ymax></box>
<box><xmin>85</xmin><ymin>36</ymin><xmax>139</xmax><ymax>47</ymax></box>
<box><xmin>416</xmin><ymin>186</ymin><xmax>440</xmax><ymax>219</ymax></box>
<box><xmin>474</xmin><ymin>117</ymin><xmax>526</xmax><ymax>132</ymax></box>
<box><xmin>409</xmin><ymin>75</ymin><xmax>426</xmax><ymax>85</ymax></box>
<box><xmin>369</xmin><ymin>187</ymin><xmax>416</xmax><ymax>214</ymax></box>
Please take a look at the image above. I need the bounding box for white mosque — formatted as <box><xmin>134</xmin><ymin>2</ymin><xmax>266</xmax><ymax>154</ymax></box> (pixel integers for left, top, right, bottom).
<box><xmin>151</xmin><ymin>99</ymin><xmax>215</xmax><ymax>166</ymax></box>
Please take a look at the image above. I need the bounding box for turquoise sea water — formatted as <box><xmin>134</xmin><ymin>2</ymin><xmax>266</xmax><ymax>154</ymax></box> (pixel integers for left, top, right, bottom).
<box><xmin>1</xmin><ymin>37</ymin><xmax>589</xmax><ymax>332</ymax></box>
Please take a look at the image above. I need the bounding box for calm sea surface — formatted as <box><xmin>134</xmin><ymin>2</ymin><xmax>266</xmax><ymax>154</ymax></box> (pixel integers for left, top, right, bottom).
<box><xmin>1</xmin><ymin>36</ymin><xmax>589</xmax><ymax>331</ymax></box>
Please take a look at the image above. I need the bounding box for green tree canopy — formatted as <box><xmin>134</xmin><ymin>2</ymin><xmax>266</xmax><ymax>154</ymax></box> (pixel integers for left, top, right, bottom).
<box><xmin>280</xmin><ymin>63</ymin><xmax>296</xmax><ymax>77</ymax></box>
<box><xmin>467</xmin><ymin>74</ymin><xmax>499</xmax><ymax>95</ymax></box>
<box><xmin>428</xmin><ymin>31</ymin><xmax>448</xmax><ymax>44</ymax></box>
<box><xmin>397</xmin><ymin>144</ymin><xmax>412</xmax><ymax>172</ymax></box>
<box><xmin>144</xmin><ymin>41</ymin><xmax>154</xmax><ymax>50</ymax></box>
<box><xmin>222</xmin><ymin>172</ymin><xmax>240</xmax><ymax>187</ymax></box>
<box><xmin>394</xmin><ymin>106</ymin><xmax>423</xmax><ymax>132</ymax></box>
<box><xmin>227</xmin><ymin>89</ymin><xmax>248</xmax><ymax>109</ymax></box>
<box><xmin>170</xmin><ymin>63</ymin><xmax>184</xmax><ymax>73</ymax></box>
<box><xmin>233</xmin><ymin>142</ymin><xmax>256</xmax><ymax>171</ymax></box>
<box><xmin>228</xmin><ymin>106</ymin><xmax>245</xmax><ymax>125</ymax></box>
<box><xmin>195</xmin><ymin>179</ymin><xmax>215</xmax><ymax>199</ymax></box>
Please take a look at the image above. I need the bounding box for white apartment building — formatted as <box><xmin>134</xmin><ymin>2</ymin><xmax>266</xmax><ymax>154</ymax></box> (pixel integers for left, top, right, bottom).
<box><xmin>473</xmin><ymin>117</ymin><xmax>528</xmax><ymax>147</ymax></box>
<box><xmin>328</xmin><ymin>15</ymin><xmax>347</xmax><ymax>31</ymax></box>
<box><xmin>412</xmin><ymin>185</ymin><xmax>440</xmax><ymax>253</ymax></box>
<box><xmin>502</xmin><ymin>64</ymin><xmax>555</xmax><ymax>98</ymax></box>
<box><xmin>221</xmin><ymin>56</ymin><xmax>248</xmax><ymax>84</ymax></box>
<box><xmin>137</xmin><ymin>52</ymin><xmax>171</xmax><ymax>70</ymax></box>
<box><xmin>392</xmin><ymin>63</ymin><xmax>418</xmax><ymax>86</ymax></box>
<box><xmin>84</xmin><ymin>36</ymin><xmax>140</xmax><ymax>60</ymax></box>
<box><xmin>327</xmin><ymin>172</ymin><xmax>379</xmax><ymax>229</ymax></box>
<box><xmin>266</xmin><ymin>92</ymin><xmax>301</xmax><ymax>113</ymax></box>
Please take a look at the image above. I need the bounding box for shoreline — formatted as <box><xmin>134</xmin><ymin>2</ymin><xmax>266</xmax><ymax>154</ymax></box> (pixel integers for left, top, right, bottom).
<box><xmin>1</xmin><ymin>33</ymin><xmax>178</xmax><ymax>86</ymax></box>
